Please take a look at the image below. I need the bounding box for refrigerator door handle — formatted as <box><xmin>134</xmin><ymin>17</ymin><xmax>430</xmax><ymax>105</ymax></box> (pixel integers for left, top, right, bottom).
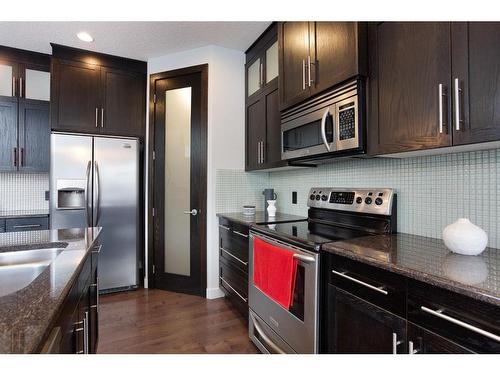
<box><xmin>85</xmin><ymin>161</ymin><xmax>92</xmax><ymax>227</ymax></box>
<box><xmin>94</xmin><ymin>161</ymin><xmax>101</xmax><ymax>226</ymax></box>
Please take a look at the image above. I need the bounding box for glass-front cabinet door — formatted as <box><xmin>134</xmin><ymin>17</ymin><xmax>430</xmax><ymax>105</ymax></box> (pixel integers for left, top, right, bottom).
<box><xmin>0</xmin><ymin>60</ymin><xmax>17</xmax><ymax>97</ymax></box>
<box><xmin>247</xmin><ymin>57</ymin><xmax>261</xmax><ymax>97</ymax></box>
<box><xmin>24</xmin><ymin>67</ymin><xmax>50</xmax><ymax>101</ymax></box>
<box><xmin>265</xmin><ymin>41</ymin><xmax>278</xmax><ymax>83</ymax></box>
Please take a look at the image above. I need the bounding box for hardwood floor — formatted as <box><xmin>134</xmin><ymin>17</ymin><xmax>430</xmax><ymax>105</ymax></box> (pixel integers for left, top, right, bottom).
<box><xmin>97</xmin><ymin>288</ymin><xmax>259</xmax><ymax>354</ymax></box>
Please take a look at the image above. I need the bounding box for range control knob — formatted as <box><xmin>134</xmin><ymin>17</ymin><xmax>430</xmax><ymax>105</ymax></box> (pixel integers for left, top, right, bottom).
<box><xmin>310</xmin><ymin>194</ymin><xmax>315</xmax><ymax>200</ymax></box>
<box><xmin>356</xmin><ymin>197</ymin><xmax>363</xmax><ymax>204</ymax></box>
<box><xmin>315</xmin><ymin>194</ymin><xmax>321</xmax><ymax>200</ymax></box>
<box><xmin>321</xmin><ymin>195</ymin><xmax>328</xmax><ymax>201</ymax></box>
<box><xmin>375</xmin><ymin>197</ymin><xmax>383</xmax><ymax>206</ymax></box>
<box><xmin>365</xmin><ymin>197</ymin><xmax>372</xmax><ymax>205</ymax></box>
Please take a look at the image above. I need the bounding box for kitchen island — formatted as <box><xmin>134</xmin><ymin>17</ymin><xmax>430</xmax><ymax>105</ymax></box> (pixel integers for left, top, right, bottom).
<box><xmin>0</xmin><ymin>227</ymin><xmax>101</xmax><ymax>354</ymax></box>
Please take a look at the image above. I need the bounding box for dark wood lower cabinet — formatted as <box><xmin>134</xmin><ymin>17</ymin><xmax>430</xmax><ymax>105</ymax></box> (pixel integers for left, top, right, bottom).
<box><xmin>407</xmin><ymin>323</ymin><xmax>473</xmax><ymax>354</ymax></box>
<box><xmin>325</xmin><ymin>284</ymin><xmax>406</xmax><ymax>354</ymax></box>
<box><xmin>39</xmin><ymin>241</ymin><xmax>100</xmax><ymax>354</ymax></box>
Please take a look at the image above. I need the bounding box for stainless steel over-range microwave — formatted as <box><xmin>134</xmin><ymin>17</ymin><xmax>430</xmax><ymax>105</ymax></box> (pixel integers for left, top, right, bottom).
<box><xmin>281</xmin><ymin>80</ymin><xmax>365</xmax><ymax>162</ymax></box>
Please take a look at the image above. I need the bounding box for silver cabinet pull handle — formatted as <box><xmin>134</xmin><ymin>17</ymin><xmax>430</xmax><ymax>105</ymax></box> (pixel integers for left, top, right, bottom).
<box><xmin>408</xmin><ymin>340</ymin><xmax>419</xmax><ymax>354</ymax></box>
<box><xmin>392</xmin><ymin>332</ymin><xmax>403</xmax><ymax>354</ymax></box>
<box><xmin>321</xmin><ymin>108</ymin><xmax>331</xmax><ymax>151</ymax></box>
<box><xmin>12</xmin><ymin>76</ymin><xmax>16</xmax><ymax>97</ymax></box>
<box><xmin>183</xmin><ymin>209</ymin><xmax>198</xmax><ymax>216</ymax></box>
<box><xmin>100</xmin><ymin>108</ymin><xmax>104</xmax><ymax>128</ymax></box>
<box><xmin>307</xmin><ymin>55</ymin><xmax>314</xmax><ymax>87</ymax></box>
<box><xmin>438</xmin><ymin>83</ymin><xmax>444</xmax><ymax>134</ymax></box>
<box><xmin>95</xmin><ymin>108</ymin><xmax>99</xmax><ymax>128</ymax></box>
<box><xmin>454</xmin><ymin>78</ymin><xmax>462</xmax><ymax>131</ymax></box>
<box><xmin>259</xmin><ymin>61</ymin><xmax>263</xmax><ymax>87</ymax></box>
<box><xmin>293</xmin><ymin>253</ymin><xmax>316</xmax><ymax>264</ymax></box>
<box><xmin>220</xmin><ymin>277</ymin><xmax>247</xmax><ymax>302</ymax></box>
<box><xmin>218</xmin><ymin>224</ymin><xmax>230</xmax><ymax>231</ymax></box>
<box><xmin>233</xmin><ymin>230</ymin><xmax>248</xmax><ymax>238</ymax></box>
<box><xmin>302</xmin><ymin>59</ymin><xmax>306</xmax><ymax>90</ymax></box>
<box><xmin>332</xmin><ymin>269</ymin><xmax>388</xmax><ymax>295</ymax></box>
<box><xmin>83</xmin><ymin>311</ymin><xmax>89</xmax><ymax>354</ymax></box>
<box><xmin>420</xmin><ymin>306</ymin><xmax>500</xmax><ymax>343</ymax></box>
<box><xmin>261</xmin><ymin>141</ymin><xmax>265</xmax><ymax>164</ymax></box>
<box><xmin>12</xmin><ymin>224</ymin><xmax>42</xmax><ymax>229</ymax></box>
<box><xmin>250</xmin><ymin>313</ymin><xmax>286</xmax><ymax>354</ymax></box>
<box><xmin>220</xmin><ymin>247</ymin><xmax>248</xmax><ymax>266</ymax></box>
<box><xmin>19</xmin><ymin>77</ymin><xmax>23</xmax><ymax>98</ymax></box>
<box><xmin>92</xmin><ymin>244</ymin><xmax>102</xmax><ymax>254</ymax></box>
<box><xmin>257</xmin><ymin>141</ymin><xmax>261</xmax><ymax>164</ymax></box>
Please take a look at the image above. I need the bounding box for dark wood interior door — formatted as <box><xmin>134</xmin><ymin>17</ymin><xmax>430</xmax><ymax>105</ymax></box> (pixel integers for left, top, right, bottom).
<box><xmin>0</xmin><ymin>97</ymin><xmax>18</xmax><ymax>171</ymax></box>
<box><xmin>369</xmin><ymin>22</ymin><xmax>452</xmax><ymax>155</ymax></box>
<box><xmin>18</xmin><ymin>99</ymin><xmax>50</xmax><ymax>172</ymax></box>
<box><xmin>312</xmin><ymin>22</ymin><xmax>360</xmax><ymax>96</ymax></box>
<box><xmin>152</xmin><ymin>66</ymin><xmax>207</xmax><ymax>296</ymax></box>
<box><xmin>279</xmin><ymin>22</ymin><xmax>311</xmax><ymax>110</ymax></box>
<box><xmin>51</xmin><ymin>59</ymin><xmax>100</xmax><ymax>133</ymax></box>
<box><xmin>452</xmin><ymin>22</ymin><xmax>500</xmax><ymax>145</ymax></box>
<box><xmin>246</xmin><ymin>96</ymin><xmax>266</xmax><ymax>169</ymax></box>
<box><xmin>101</xmin><ymin>67</ymin><xmax>145</xmax><ymax>137</ymax></box>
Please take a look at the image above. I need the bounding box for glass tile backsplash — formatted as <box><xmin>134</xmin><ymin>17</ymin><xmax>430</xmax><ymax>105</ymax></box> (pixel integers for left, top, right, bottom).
<box><xmin>0</xmin><ymin>173</ymin><xmax>49</xmax><ymax>211</ymax></box>
<box><xmin>216</xmin><ymin>149</ymin><xmax>500</xmax><ymax>248</ymax></box>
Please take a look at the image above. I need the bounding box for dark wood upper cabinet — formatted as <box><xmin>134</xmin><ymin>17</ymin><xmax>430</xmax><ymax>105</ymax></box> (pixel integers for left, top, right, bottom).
<box><xmin>245</xmin><ymin>23</ymin><xmax>286</xmax><ymax>171</ymax></box>
<box><xmin>278</xmin><ymin>22</ymin><xmax>311</xmax><ymax>110</ymax></box>
<box><xmin>246</xmin><ymin>96</ymin><xmax>266</xmax><ymax>170</ymax></box>
<box><xmin>311</xmin><ymin>22</ymin><xmax>367</xmax><ymax>97</ymax></box>
<box><xmin>369</xmin><ymin>22</ymin><xmax>500</xmax><ymax>156</ymax></box>
<box><xmin>100</xmin><ymin>67</ymin><xmax>145</xmax><ymax>137</ymax></box>
<box><xmin>51</xmin><ymin>59</ymin><xmax>100</xmax><ymax>133</ymax></box>
<box><xmin>279</xmin><ymin>22</ymin><xmax>367</xmax><ymax>111</ymax></box>
<box><xmin>0</xmin><ymin>97</ymin><xmax>18</xmax><ymax>171</ymax></box>
<box><xmin>0</xmin><ymin>46</ymin><xmax>50</xmax><ymax>173</ymax></box>
<box><xmin>368</xmin><ymin>22</ymin><xmax>453</xmax><ymax>155</ymax></box>
<box><xmin>18</xmin><ymin>99</ymin><xmax>50</xmax><ymax>172</ymax></box>
<box><xmin>51</xmin><ymin>44</ymin><xmax>146</xmax><ymax>138</ymax></box>
<box><xmin>452</xmin><ymin>22</ymin><xmax>500</xmax><ymax>145</ymax></box>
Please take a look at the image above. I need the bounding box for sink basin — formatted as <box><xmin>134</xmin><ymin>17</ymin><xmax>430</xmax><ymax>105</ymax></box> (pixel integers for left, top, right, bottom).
<box><xmin>0</xmin><ymin>248</ymin><xmax>63</xmax><ymax>297</ymax></box>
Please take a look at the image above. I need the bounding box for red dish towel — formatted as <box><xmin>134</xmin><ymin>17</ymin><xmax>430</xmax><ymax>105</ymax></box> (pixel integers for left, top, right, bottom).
<box><xmin>253</xmin><ymin>237</ymin><xmax>297</xmax><ymax>309</ymax></box>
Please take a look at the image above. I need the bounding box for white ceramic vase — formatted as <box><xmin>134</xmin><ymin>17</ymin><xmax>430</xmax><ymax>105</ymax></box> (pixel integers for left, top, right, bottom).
<box><xmin>267</xmin><ymin>200</ymin><xmax>277</xmax><ymax>217</ymax></box>
<box><xmin>442</xmin><ymin>218</ymin><xmax>488</xmax><ymax>256</ymax></box>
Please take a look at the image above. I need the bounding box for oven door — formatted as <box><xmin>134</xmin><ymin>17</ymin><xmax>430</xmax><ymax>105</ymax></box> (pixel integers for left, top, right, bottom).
<box><xmin>281</xmin><ymin>104</ymin><xmax>335</xmax><ymax>160</ymax></box>
<box><xmin>249</xmin><ymin>232</ymin><xmax>319</xmax><ymax>354</ymax></box>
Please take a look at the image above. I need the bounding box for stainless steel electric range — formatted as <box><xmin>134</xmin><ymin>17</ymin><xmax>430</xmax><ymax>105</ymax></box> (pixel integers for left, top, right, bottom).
<box><xmin>248</xmin><ymin>187</ymin><xmax>397</xmax><ymax>354</ymax></box>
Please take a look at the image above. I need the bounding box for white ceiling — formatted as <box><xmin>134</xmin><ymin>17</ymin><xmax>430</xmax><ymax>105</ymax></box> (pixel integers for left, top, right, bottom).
<box><xmin>0</xmin><ymin>22</ymin><xmax>271</xmax><ymax>61</ymax></box>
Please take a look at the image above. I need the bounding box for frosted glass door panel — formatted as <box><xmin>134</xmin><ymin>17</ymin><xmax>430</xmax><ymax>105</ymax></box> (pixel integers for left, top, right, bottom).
<box><xmin>247</xmin><ymin>58</ymin><xmax>261</xmax><ymax>96</ymax></box>
<box><xmin>266</xmin><ymin>41</ymin><xmax>279</xmax><ymax>83</ymax></box>
<box><xmin>164</xmin><ymin>87</ymin><xmax>192</xmax><ymax>276</ymax></box>
<box><xmin>0</xmin><ymin>64</ymin><xmax>13</xmax><ymax>97</ymax></box>
<box><xmin>25</xmin><ymin>69</ymin><xmax>50</xmax><ymax>101</ymax></box>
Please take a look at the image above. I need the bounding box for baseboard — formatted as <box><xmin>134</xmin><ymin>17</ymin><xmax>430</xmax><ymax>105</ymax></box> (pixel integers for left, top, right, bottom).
<box><xmin>206</xmin><ymin>287</ymin><xmax>225</xmax><ymax>299</ymax></box>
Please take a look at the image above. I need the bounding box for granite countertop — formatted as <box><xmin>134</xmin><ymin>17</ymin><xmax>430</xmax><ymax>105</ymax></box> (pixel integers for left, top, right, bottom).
<box><xmin>217</xmin><ymin>211</ymin><xmax>307</xmax><ymax>226</ymax></box>
<box><xmin>0</xmin><ymin>227</ymin><xmax>101</xmax><ymax>353</ymax></box>
<box><xmin>322</xmin><ymin>233</ymin><xmax>500</xmax><ymax>306</ymax></box>
<box><xmin>0</xmin><ymin>210</ymin><xmax>50</xmax><ymax>219</ymax></box>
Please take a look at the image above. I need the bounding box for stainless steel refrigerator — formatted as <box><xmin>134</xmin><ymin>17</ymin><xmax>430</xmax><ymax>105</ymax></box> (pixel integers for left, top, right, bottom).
<box><xmin>50</xmin><ymin>133</ymin><xmax>139</xmax><ymax>292</ymax></box>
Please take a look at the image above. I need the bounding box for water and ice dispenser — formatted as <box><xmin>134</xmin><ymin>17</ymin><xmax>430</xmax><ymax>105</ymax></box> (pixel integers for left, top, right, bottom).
<box><xmin>56</xmin><ymin>179</ymin><xmax>86</xmax><ymax>209</ymax></box>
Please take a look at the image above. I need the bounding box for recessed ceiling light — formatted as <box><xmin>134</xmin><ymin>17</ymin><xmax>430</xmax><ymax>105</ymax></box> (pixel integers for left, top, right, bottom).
<box><xmin>77</xmin><ymin>32</ymin><xmax>94</xmax><ymax>43</ymax></box>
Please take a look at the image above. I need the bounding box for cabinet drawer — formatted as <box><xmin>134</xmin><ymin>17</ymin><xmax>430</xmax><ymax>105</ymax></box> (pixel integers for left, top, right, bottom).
<box><xmin>408</xmin><ymin>279</ymin><xmax>500</xmax><ymax>353</ymax></box>
<box><xmin>5</xmin><ymin>216</ymin><xmax>49</xmax><ymax>232</ymax></box>
<box><xmin>219</xmin><ymin>242</ymin><xmax>248</xmax><ymax>274</ymax></box>
<box><xmin>0</xmin><ymin>219</ymin><xmax>5</xmax><ymax>232</ymax></box>
<box><xmin>219</xmin><ymin>219</ymin><xmax>249</xmax><ymax>262</ymax></box>
<box><xmin>220</xmin><ymin>261</ymin><xmax>248</xmax><ymax>319</ymax></box>
<box><xmin>327</xmin><ymin>253</ymin><xmax>406</xmax><ymax>317</ymax></box>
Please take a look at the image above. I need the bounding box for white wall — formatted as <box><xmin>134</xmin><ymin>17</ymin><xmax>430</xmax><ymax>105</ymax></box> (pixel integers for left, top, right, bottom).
<box><xmin>146</xmin><ymin>45</ymin><xmax>246</xmax><ymax>298</ymax></box>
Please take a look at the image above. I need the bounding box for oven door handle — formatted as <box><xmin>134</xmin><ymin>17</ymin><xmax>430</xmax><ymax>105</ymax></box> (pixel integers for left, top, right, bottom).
<box><xmin>293</xmin><ymin>253</ymin><xmax>315</xmax><ymax>264</ymax></box>
<box><xmin>250</xmin><ymin>314</ymin><xmax>286</xmax><ymax>354</ymax></box>
<box><xmin>321</xmin><ymin>108</ymin><xmax>331</xmax><ymax>152</ymax></box>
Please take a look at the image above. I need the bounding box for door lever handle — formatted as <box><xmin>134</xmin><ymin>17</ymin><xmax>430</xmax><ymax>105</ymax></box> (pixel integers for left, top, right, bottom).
<box><xmin>184</xmin><ymin>209</ymin><xmax>198</xmax><ymax>216</ymax></box>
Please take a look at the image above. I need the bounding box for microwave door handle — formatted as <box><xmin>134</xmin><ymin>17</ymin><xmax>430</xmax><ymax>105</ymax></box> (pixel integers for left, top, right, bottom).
<box><xmin>321</xmin><ymin>108</ymin><xmax>331</xmax><ymax>152</ymax></box>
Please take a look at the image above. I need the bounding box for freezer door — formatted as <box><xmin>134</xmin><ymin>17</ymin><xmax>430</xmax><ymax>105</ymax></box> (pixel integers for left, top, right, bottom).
<box><xmin>93</xmin><ymin>137</ymin><xmax>139</xmax><ymax>291</ymax></box>
<box><xmin>50</xmin><ymin>134</ymin><xmax>93</xmax><ymax>230</ymax></box>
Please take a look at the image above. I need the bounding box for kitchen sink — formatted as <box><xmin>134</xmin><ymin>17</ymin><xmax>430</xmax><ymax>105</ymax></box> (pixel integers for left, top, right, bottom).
<box><xmin>0</xmin><ymin>248</ymin><xmax>64</xmax><ymax>298</ymax></box>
